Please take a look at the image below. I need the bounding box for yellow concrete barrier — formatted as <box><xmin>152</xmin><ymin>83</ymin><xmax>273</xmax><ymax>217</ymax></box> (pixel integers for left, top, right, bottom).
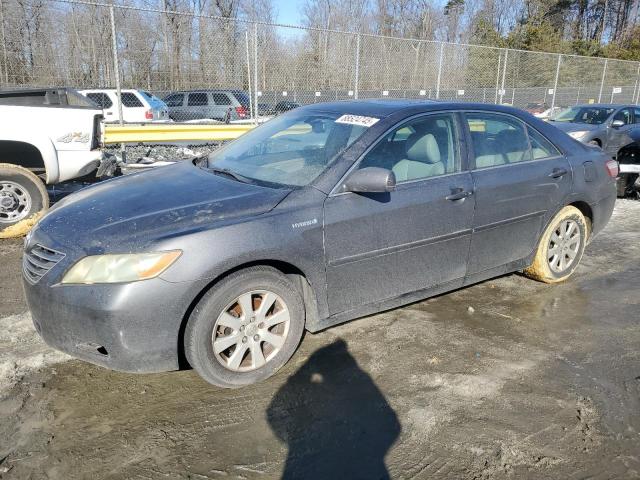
<box><xmin>103</xmin><ymin>123</ymin><xmax>256</xmax><ymax>144</ymax></box>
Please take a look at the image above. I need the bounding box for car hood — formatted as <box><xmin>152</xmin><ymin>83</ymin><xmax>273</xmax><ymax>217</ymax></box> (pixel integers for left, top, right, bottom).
<box><xmin>550</xmin><ymin>122</ymin><xmax>600</xmax><ymax>133</ymax></box>
<box><xmin>35</xmin><ymin>161</ymin><xmax>292</xmax><ymax>253</ymax></box>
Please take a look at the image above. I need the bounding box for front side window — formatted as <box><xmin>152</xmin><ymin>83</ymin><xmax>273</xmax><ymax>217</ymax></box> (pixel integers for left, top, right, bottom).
<box><xmin>206</xmin><ymin>111</ymin><xmax>371</xmax><ymax>187</ymax></box>
<box><xmin>121</xmin><ymin>92</ymin><xmax>143</xmax><ymax>108</ymax></box>
<box><xmin>634</xmin><ymin>108</ymin><xmax>640</xmax><ymax>123</ymax></box>
<box><xmin>613</xmin><ymin>108</ymin><xmax>632</xmax><ymax>125</ymax></box>
<box><xmin>359</xmin><ymin>114</ymin><xmax>459</xmax><ymax>182</ymax></box>
<box><xmin>466</xmin><ymin>113</ymin><xmax>531</xmax><ymax>168</ymax></box>
<box><xmin>165</xmin><ymin>94</ymin><xmax>183</xmax><ymax>107</ymax></box>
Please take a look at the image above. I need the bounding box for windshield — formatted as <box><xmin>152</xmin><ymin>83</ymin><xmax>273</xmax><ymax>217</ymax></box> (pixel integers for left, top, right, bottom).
<box><xmin>206</xmin><ymin>110</ymin><xmax>373</xmax><ymax>187</ymax></box>
<box><xmin>552</xmin><ymin>106</ymin><xmax>614</xmax><ymax>125</ymax></box>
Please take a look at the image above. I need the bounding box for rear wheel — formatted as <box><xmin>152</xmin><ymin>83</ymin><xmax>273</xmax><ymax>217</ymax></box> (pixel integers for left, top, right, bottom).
<box><xmin>184</xmin><ymin>266</ymin><xmax>305</xmax><ymax>388</ymax></box>
<box><xmin>524</xmin><ymin>206</ymin><xmax>587</xmax><ymax>283</ymax></box>
<box><xmin>0</xmin><ymin>163</ymin><xmax>48</xmax><ymax>228</ymax></box>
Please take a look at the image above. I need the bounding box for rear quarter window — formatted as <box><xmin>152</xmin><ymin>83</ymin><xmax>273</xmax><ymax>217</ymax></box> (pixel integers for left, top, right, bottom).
<box><xmin>121</xmin><ymin>92</ymin><xmax>143</xmax><ymax>108</ymax></box>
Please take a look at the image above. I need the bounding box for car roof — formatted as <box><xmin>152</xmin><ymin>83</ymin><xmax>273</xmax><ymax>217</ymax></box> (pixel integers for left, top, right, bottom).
<box><xmin>296</xmin><ymin>99</ymin><xmax>527</xmax><ymax>118</ymax></box>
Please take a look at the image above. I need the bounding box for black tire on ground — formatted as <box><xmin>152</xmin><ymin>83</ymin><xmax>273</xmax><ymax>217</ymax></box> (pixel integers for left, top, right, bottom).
<box><xmin>523</xmin><ymin>206</ymin><xmax>588</xmax><ymax>284</ymax></box>
<box><xmin>0</xmin><ymin>163</ymin><xmax>49</xmax><ymax>228</ymax></box>
<box><xmin>184</xmin><ymin>266</ymin><xmax>305</xmax><ymax>388</ymax></box>
<box><xmin>616</xmin><ymin>173</ymin><xmax>638</xmax><ymax>198</ymax></box>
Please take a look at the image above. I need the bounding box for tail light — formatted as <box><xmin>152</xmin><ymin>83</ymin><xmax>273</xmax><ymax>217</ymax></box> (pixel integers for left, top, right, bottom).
<box><xmin>605</xmin><ymin>159</ymin><xmax>619</xmax><ymax>177</ymax></box>
<box><xmin>145</xmin><ymin>109</ymin><xmax>153</xmax><ymax>120</ymax></box>
<box><xmin>235</xmin><ymin>106</ymin><xmax>248</xmax><ymax>118</ymax></box>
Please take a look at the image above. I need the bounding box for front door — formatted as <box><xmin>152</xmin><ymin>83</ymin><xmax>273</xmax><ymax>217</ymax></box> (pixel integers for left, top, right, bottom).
<box><xmin>323</xmin><ymin>113</ymin><xmax>475</xmax><ymax>315</ymax></box>
<box><xmin>606</xmin><ymin>107</ymin><xmax>634</xmax><ymax>157</ymax></box>
<box><xmin>464</xmin><ymin>112</ymin><xmax>573</xmax><ymax>276</ymax></box>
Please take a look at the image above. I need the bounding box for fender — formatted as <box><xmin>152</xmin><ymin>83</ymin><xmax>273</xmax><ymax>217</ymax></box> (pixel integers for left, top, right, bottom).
<box><xmin>0</xmin><ymin>127</ymin><xmax>59</xmax><ymax>184</ymax></box>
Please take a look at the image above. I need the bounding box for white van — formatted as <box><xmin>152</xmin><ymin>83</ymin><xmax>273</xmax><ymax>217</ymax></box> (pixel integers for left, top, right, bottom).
<box><xmin>79</xmin><ymin>89</ymin><xmax>169</xmax><ymax>123</ymax></box>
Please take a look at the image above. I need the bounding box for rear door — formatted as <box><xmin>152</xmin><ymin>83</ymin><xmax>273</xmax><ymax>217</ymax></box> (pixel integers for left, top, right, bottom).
<box><xmin>464</xmin><ymin>112</ymin><xmax>573</xmax><ymax>278</ymax></box>
<box><xmin>324</xmin><ymin>112</ymin><xmax>475</xmax><ymax>314</ymax></box>
<box><xmin>187</xmin><ymin>92</ymin><xmax>209</xmax><ymax>121</ymax></box>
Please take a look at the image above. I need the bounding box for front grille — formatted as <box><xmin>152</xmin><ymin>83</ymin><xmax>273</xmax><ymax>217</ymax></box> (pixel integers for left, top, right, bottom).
<box><xmin>23</xmin><ymin>244</ymin><xmax>65</xmax><ymax>284</ymax></box>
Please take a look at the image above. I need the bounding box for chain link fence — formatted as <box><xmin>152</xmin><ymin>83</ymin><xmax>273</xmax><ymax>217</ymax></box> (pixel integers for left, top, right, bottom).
<box><xmin>1</xmin><ymin>0</ymin><xmax>640</xmax><ymax>123</ymax></box>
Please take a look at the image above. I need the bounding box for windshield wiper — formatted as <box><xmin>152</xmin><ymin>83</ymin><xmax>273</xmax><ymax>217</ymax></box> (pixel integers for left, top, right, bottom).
<box><xmin>207</xmin><ymin>166</ymin><xmax>253</xmax><ymax>184</ymax></box>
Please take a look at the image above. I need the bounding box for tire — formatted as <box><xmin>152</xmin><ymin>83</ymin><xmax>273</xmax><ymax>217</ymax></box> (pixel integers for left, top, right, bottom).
<box><xmin>524</xmin><ymin>206</ymin><xmax>587</xmax><ymax>284</ymax></box>
<box><xmin>0</xmin><ymin>163</ymin><xmax>49</xmax><ymax>227</ymax></box>
<box><xmin>184</xmin><ymin>266</ymin><xmax>305</xmax><ymax>388</ymax></box>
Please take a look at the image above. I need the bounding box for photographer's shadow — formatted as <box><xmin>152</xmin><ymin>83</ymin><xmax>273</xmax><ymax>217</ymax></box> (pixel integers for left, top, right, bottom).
<box><xmin>267</xmin><ymin>339</ymin><xmax>401</xmax><ymax>480</ymax></box>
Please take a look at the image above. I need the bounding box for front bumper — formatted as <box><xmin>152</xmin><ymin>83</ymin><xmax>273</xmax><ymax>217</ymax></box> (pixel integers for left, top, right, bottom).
<box><xmin>24</xmin><ymin>271</ymin><xmax>207</xmax><ymax>373</ymax></box>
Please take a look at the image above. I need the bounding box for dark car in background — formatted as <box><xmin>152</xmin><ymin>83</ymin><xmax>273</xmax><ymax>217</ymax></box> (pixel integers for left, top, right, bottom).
<box><xmin>163</xmin><ymin>89</ymin><xmax>251</xmax><ymax>122</ymax></box>
<box><xmin>24</xmin><ymin>100</ymin><xmax>617</xmax><ymax>388</ymax></box>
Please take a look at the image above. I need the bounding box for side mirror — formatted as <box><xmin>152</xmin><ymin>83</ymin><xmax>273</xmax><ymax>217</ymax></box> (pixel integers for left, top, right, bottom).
<box><xmin>343</xmin><ymin>167</ymin><xmax>396</xmax><ymax>193</ymax></box>
<box><xmin>611</xmin><ymin>119</ymin><xmax>624</xmax><ymax>128</ymax></box>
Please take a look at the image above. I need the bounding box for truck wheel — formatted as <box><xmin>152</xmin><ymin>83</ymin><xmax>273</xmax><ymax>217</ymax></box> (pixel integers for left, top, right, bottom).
<box><xmin>184</xmin><ymin>266</ymin><xmax>305</xmax><ymax>388</ymax></box>
<box><xmin>0</xmin><ymin>163</ymin><xmax>49</xmax><ymax>227</ymax></box>
<box><xmin>524</xmin><ymin>206</ymin><xmax>587</xmax><ymax>284</ymax></box>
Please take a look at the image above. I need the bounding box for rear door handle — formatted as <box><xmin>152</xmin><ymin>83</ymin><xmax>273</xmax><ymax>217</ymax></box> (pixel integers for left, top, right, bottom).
<box><xmin>446</xmin><ymin>189</ymin><xmax>473</xmax><ymax>201</ymax></box>
<box><xmin>548</xmin><ymin>168</ymin><xmax>568</xmax><ymax>178</ymax></box>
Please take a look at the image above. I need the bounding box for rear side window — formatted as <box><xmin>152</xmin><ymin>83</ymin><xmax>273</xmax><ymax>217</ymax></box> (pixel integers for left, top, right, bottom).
<box><xmin>121</xmin><ymin>92</ymin><xmax>143</xmax><ymax>107</ymax></box>
<box><xmin>188</xmin><ymin>93</ymin><xmax>208</xmax><ymax>106</ymax></box>
<box><xmin>635</xmin><ymin>108</ymin><xmax>640</xmax><ymax>123</ymax></box>
<box><xmin>164</xmin><ymin>94</ymin><xmax>183</xmax><ymax>107</ymax></box>
<box><xmin>212</xmin><ymin>93</ymin><xmax>232</xmax><ymax>105</ymax></box>
<box><xmin>527</xmin><ymin>127</ymin><xmax>560</xmax><ymax>159</ymax></box>
<box><xmin>86</xmin><ymin>92</ymin><xmax>112</xmax><ymax>108</ymax></box>
<box><xmin>466</xmin><ymin>113</ymin><xmax>531</xmax><ymax>168</ymax></box>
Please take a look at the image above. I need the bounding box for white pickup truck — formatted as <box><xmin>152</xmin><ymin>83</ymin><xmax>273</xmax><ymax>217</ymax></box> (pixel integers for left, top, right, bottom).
<box><xmin>0</xmin><ymin>88</ymin><xmax>112</xmax><ymax>229</ymax></box>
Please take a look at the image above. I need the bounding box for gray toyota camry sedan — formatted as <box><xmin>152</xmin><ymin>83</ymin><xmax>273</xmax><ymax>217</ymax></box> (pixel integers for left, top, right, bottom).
<box><xmin>23</xmin><ymin>100</ymin><xmax>617</xmax><ymax>387</ymax></box>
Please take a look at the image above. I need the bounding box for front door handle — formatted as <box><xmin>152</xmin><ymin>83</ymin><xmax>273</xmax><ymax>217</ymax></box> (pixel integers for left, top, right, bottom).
<box><xmin>446</xmin><ymin>189</ymin><xmax>473</xmax><ymax>201</ymax></box>
<box><xmin>548</xmin><ymin>168</ymin><xmax>568</xmax><ymax>178</ymax></box>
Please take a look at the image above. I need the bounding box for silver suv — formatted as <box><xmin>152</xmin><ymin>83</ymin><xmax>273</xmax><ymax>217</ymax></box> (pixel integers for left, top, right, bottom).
<box><xmin>163</xmin><ymin>90</ymin><xmax>251</xmax><ymax>122</ymax></box>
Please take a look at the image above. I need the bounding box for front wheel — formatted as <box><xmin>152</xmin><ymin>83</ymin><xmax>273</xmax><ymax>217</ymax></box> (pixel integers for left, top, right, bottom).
<box><xmin>524</xmin><ymin>206</ymin><xmax>587</xmax><ymax>283</ymax></box>
<box><xmin>184</xmin><ymin>266</ymin><xmax>305</xmax><ymax>388</ymax></box>
<box><xmin>0</xmin><ymin>163</ymin><xmax>49</xmax><ymax>228</ymax></box>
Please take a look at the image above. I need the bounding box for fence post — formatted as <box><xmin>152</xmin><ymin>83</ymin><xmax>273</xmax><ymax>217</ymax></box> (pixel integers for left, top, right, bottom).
<box><xmin>253</xmin><ymin>23</ymin><xmax>258</xmax><ymax>125</ymax></box>
<box><xmin>435</xmin><ymin>42</ymin><xmax>444</xmax><ymax>99</ymax></box>
<box><xmin>499</xmin><ymin>48</ymin><xmax>509</xmax><ymax>104</ymax></box>
<box><xmin>550</xmin><ymin>54</ymin><xmax>562</xmax><ymax>110</ymax></box>
<box><xmin>0</xmin><ymin>0</ymin><xmax>8</xmax><ymax>84</ymax></box>
<box><xmin>633</xmin><ymin>62</ymin><xmax>640</xmax><ymax>105</ymax></box>
<box><xmin>598</xmin><ymin>58</ymin><xmax>607</xmax><ymax>103</ymax></box>
<box><xmin>353</xmin><ymin>34</ymin><xmax>361</xmax><ymax>100</ymax></box>
<box><xmin>494</xmin><ymin>51</ymin><xmax>502</xmax><ymax>104</ymax></box>
<box><xmin>109</xmin><ymin>6</ymin><xmax>126</xmax><ymax>160</ymax></box>
<box><xmin>245</xmin><ymin>30</ymin><xmax>253</xmax><ymax>121</ymax></box>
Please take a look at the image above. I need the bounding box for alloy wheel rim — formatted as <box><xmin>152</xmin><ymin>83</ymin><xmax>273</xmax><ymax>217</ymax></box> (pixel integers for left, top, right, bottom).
<box><xmin>0</xmin><ymin>181</ymin><xmax>32</xmax><ymax>224</ymax></box>
<box><xmin>212</xmin><ymin>290</ymin><xmax>290</xmax><ymax>372</ymax></box>
<box><xmin>548</xmin><ymin>219</ymin><xmax>581</xmax><ymax>273</ymax></box>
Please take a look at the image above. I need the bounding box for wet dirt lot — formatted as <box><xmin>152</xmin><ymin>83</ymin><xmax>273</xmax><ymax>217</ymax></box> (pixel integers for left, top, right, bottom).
<box><xmin>1</xmin><ymin>200</ymin><xmax>639</xmax><ymax>480</ymax></box>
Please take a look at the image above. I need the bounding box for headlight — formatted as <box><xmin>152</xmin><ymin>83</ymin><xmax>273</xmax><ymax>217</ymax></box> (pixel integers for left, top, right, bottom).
<box><xmin>568</xmin><ymin>131</ymin><xmax>588</xmax><ymax>139</ymax></box>
<box><xmin>61</xmin><ymin>250</ymin><xmax>181</xmax><ymax>284</ymax></box>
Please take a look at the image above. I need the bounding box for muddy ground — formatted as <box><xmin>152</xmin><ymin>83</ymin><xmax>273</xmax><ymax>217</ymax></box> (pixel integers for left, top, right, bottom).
<box><xmin>0</xmin><ymin>200</ymin><xmax>639</xmax><ymax>480</ymax></box>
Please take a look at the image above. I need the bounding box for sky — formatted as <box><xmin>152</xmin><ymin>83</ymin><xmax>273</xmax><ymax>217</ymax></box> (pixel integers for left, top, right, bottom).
<box><xmin>272</xmin><ymin>0</ymin><xmax>304</xmax><ymax>26</ymax></box>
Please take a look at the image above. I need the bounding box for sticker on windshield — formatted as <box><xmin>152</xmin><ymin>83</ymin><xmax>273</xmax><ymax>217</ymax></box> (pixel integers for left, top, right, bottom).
<box><xmin>335</xmin><ymin>114</ymin><xmax>379</xmax><ymax>127</ymax></box>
